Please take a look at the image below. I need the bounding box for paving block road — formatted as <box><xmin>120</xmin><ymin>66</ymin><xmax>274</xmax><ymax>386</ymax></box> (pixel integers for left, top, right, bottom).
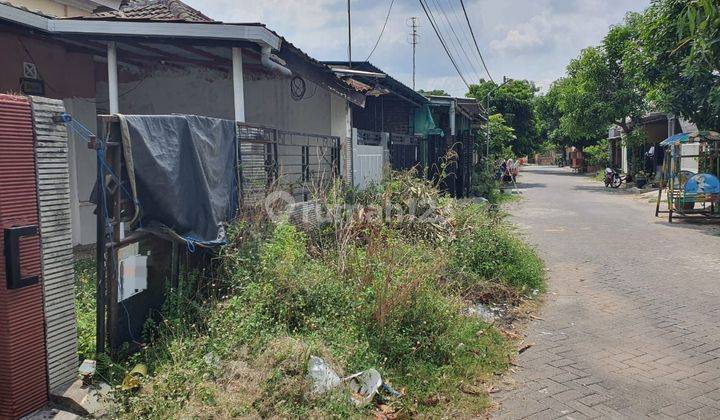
<box><xmin>495</xmin><ymin>166</ymin><xmax>720</xmax><ymax>420</ymax></box>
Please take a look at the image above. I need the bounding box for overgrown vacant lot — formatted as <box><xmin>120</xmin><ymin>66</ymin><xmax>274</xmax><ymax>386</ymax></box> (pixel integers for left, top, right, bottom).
<box><xmin>84</xmin><ymin>172</ymin><xmax>544</xmax><ymax>418</ymax></box>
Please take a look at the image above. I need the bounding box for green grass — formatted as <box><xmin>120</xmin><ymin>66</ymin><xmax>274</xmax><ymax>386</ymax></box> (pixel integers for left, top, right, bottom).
<box><xmin>75</xmin><ymin>259</ymin><xmax>96</xmax><ymax>363</ymax></box>
<box><xmin>91</xmin><ymin>172</ymin><xmax>545</xmax><ymax>418</ymax></box>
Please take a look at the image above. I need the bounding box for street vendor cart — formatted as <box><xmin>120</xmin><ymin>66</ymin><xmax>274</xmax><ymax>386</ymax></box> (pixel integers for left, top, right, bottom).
<box><xmin>655</xmin><ymin>131</ymin><xmax>720</xmax><ymax>223</ymax></box>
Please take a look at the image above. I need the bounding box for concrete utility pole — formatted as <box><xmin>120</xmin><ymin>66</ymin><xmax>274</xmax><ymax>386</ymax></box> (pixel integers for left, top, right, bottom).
<box><xmin>347</xmin><ymin>0</ymin><xmax>352</xmax><ymax>68</ymax></box>
<box><xmin>486</xmin><ymin>76</ymin><xmax>511</xmax><ymax>157</ymax></box>
<box><xmin>408</xmin><ymin>17</ymin><xmax>418</xmax><ymax>90</ymax></box>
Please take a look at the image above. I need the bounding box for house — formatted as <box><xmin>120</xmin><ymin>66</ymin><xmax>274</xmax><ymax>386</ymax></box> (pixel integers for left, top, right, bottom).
<box><xmin>323</xmin><ymin>61</ymin><xmax>431</xmax><ymax>188</ymax></box>
<box><xmin>609</xmin><ymin>113</ymin><xmax>696</xmax><ymax>175</ymax></box>
<box><xmin>322</xmin><ymin>62</ymin><xmax>482</xmax><ymax>197</ymax></box>
<box><xmin>1</xmin><ymin>0</ymin><xmax>364</xmax><ymax>247</ymax></box>
<box><xmin>426</xmin><ymin>95</ymin><xmax>483</xmax><ymax>197</ymax></box>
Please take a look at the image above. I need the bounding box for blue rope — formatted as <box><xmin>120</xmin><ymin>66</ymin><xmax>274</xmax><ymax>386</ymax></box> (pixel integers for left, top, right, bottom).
<box><xmin>62</xmin><ymin>115</ymin><xmax>142</xmax><ymax>224</ymax></box>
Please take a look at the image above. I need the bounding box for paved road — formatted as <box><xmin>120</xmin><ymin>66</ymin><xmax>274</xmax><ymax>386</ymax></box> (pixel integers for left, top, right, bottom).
<box><xmin>496</xmin><ymin>166</ymin><xmax>720</xmax><ymax>419</ymax></box>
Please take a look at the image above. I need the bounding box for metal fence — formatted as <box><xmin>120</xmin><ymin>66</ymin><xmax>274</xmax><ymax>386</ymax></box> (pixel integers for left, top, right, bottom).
<box><xmin>237</xmin><ymin>123</ymin><xmax>341</xmax><ymax>204</ymax></box>
<box><xmin>356</xmin><ymin>129</ymin><xmax>382</xmax><ymax>146</ymax></box>
<box><xmin>389</xmin><ymin>133</ymin><xmax>421</xmax><ymax>171</ymax></box>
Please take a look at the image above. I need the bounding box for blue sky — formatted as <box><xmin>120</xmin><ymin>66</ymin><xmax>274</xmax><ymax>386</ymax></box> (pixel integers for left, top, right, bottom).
<box><xmin>185</xmin><ymin>0</ymin><xmax>652</xmax><ymax>96</ymax></box>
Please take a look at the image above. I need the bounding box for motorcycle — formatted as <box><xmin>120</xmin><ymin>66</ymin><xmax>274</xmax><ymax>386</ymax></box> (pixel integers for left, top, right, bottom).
<box><xmin>604</xmin><ymin>167</ymin><xmax>625</xmax><ymax>189</ymax></box>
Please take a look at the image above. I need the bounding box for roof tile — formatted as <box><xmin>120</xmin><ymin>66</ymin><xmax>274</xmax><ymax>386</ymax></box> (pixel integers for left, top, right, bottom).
<box><xmin>89</xmin><ymin>0</ymin><xmax>213</xmax><ymax>22</ymax></box>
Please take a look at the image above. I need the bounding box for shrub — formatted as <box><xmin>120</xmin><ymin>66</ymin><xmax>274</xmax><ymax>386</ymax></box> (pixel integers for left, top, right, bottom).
<box><xmin>108</xmin><ymin>171</ymin><xmax>543</xmax><ymax>418</ymax></box>
<box><xmin>451</xmin><ymin>221</ymin><xmax>545</xmax><ymax>293</ymax></box>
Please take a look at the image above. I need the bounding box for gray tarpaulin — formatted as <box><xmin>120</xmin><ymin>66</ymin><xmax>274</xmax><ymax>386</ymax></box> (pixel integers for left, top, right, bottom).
<box><xmin>118</xmin><ymin>114</ymin><xmax>237</xmax><ymax>246</ymax></box>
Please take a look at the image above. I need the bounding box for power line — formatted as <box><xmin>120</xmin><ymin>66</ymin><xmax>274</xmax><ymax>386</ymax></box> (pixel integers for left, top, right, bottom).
<box><xmin>365</xmin><ymin>0</ymin><xmax>396</xmax><ymax>62</ymax></box>
<box><xmin>425</xmin><ymin>0</ymin><xmax>477</xmax><ymax>84</ymax></box>
<box><xmin>418</xmin><ymin>0</ymin><xmax>470</xmax><ymax>88</ymax></box>
<box><xmin>445</xmin><ymin>0</ymin><xmax>486</xmax><ymax>81</ymax></box>
<box><xmin>430</xmin><ymin>0</ymin><xmax>483</xmax><ymax>83</ymax></box>
<box><xmin>459</xmin><ymin>0</ymin><xmax>495</xmax><ymax>83</ymax></box>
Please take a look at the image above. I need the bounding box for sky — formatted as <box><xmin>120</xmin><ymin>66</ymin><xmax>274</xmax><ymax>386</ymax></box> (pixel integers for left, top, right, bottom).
<box><xmin>184</xmin><ymin>0</ymin><xmax>652</xmax><ymax>96</ymax></box>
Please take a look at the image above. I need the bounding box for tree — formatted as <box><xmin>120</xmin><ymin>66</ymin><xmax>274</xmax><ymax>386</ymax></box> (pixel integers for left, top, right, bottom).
<box><xmin>484</xmin><ymin>113</ymin><xmax>516</xmax><ymax>157</ymax></box>
<box><xmin>558</xmin><ymin>16</ymin><xmax>645</xmax><ymax>140</ymax></box>
<box><xmin>678</xmin><ymin>0</ymin><xmax>719</xmax><ymax>129</ymax></box>
<box><xmin>628</xmin><ymin>0</ymin><xmax>719</xmax><ymax>130</ymax></box>
<box><xmin>418</xmin><ymin>89</ymin><xmax>450</xmax><ymax>97</ymax></box>
<box><xmin>537</xmin><ymin>78</ymin><xmax>605</xmax><ymax>152</ymax></box>
<box><xmin>467</xmin><ymin>79</ymin><xmax>541</xmax><ymax>156</ymax></box>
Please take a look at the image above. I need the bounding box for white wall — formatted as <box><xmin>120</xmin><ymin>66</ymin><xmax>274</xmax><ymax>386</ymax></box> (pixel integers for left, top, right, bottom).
<box><xmin>64</xmin><ymin>98</ymin><xmax>98</xmax><ymax>246</ymax></box>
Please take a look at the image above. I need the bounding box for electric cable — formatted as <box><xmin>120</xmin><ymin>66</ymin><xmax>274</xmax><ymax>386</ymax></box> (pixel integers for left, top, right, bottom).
<box><xmin>365</xmin><ymin>0</ymin><xmax>396</xmax><ymax>62</ymax></box>
<box><xmin>459</xmin><ymin>0</ymin><xmax>495</xmax><ymax>83</ymax></box>
<box><xmin>418</xmin><ymin>0</ymin><xmax>470</xmax><ymax>88</ymax></box>
<box><xmin>430</xmin><ymin>0</ymin><xmax>483</xmax><ymax>83</ymax></box>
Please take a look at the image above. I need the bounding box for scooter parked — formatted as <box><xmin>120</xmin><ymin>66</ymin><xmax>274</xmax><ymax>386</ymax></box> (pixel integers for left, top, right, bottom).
<box><xmin>604</xmin><ymin>167</ymin><xmax>625</xmax><ymax>189</ymax></box>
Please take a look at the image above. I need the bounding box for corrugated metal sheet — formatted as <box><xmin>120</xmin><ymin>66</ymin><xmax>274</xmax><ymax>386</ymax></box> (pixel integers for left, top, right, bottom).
<box><xmin>0</xmin><ymin>94</ymin><xmax>49</xmax><ymax>418</ymax></box>
<box><xmin>31</xmin><ymin>96</ymin><xmax>78</xmax><ymax>392</ymax></box>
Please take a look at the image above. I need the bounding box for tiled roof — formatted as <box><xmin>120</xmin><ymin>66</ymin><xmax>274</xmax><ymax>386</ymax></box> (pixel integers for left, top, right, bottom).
<box><xmin>0</xmin><ymin>0</ymin><xmax>54</xmax><ymax>18</ymax></box>
<box><xmin>89</xmin><ymin>0</ymin><xmax>214</xmax><ymax>22</ymax></box>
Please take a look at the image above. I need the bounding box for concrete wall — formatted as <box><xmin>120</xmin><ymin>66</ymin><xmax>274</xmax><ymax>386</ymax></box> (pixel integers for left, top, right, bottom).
<box><xmin>0</xmin><ymin>33</ymin><xmax>96</xmax><ymax>99</ymax></box>
<box><xmin>64</xmin><ymin>98</ymin><xmax>98</xmax><ymax>246</ymax></box>
<box><xmin>330</xmin><ymin>94</ymin><xmax>351</xmax><ymax>179</ymax></box>
<box><xmin>99</xmin><ymin>64</ymin><xmax>342</xmax><ymax>136</ymax></box>
<box><xmin>97</xmin><ymin>66</ymin><xmax>234</xmax><ymax>119</ymax></box>
<box><xmin>245</xmin><ymin>76</ymin><xmax>334</xmax><ymax>135</ymax></box>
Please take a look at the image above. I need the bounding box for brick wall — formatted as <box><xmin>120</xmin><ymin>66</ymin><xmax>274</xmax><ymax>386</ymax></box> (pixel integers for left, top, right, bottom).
<box><xmin>352</xmin><ymin>96</ymin><xmax>416</xmax><ymax>135</ymax></box>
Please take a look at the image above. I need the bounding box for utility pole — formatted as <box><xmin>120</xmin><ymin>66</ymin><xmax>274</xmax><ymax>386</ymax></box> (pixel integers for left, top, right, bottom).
<box><xmin>347</xmin><ymin>0</ymin><xmax>352</xmax><ymax>68</ymax></box>
<box><xmin>486</xmin><ymin>76</ymin><xmax>511</xmax><ymax>157</ymax></box>
<box><xmin>408</xmin><ymin>17</ymin><xmax>418</xmax><ymax>90</ymax></box>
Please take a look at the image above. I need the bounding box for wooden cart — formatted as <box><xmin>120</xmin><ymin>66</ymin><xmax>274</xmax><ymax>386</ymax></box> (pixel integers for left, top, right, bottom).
<box><xmin>655</xmin><ymin>131</ymin><xmax>720</xmax><ymax>223</ymax></box>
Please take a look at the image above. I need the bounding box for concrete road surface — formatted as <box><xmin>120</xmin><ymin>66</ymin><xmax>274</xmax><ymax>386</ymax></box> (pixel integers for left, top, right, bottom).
<box><xmin>495</xmin><ymin>166</ymin><xmax>720</xmax><ymax>419</ymax></box>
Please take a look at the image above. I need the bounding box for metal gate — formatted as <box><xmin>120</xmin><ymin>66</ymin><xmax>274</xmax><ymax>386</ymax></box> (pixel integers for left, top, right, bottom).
<box><xmin>352</xmin><ymin>129</ymin><xmax>386</xmax><ymax>189</ymax></box>
<box><xmin>0</xmin><ymin>95</ymin><xmax>48</xmax><ymax>418</ymax></box>
<box><xmin>389</xmin><ymin>134</ymin><xmax>420</xmax><ymax>171</ymax></box>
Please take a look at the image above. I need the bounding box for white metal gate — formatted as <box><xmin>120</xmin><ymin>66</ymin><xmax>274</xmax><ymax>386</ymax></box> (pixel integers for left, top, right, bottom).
<box><xmin>351</xmin><ymin>129</ymin><xmax>387</xmax><ymax>189</ymax></box>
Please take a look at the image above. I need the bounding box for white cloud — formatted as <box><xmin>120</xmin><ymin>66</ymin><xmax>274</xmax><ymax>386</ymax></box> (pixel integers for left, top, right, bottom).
<box><xmin>184</xmin><ymin>0</ymin><xmax>652</xmax><ymax>96</ymax></box>
<box><xmin>490</xmin><ymin>28</ymin><xmax>544</xmax><ymax>53</ymax></box>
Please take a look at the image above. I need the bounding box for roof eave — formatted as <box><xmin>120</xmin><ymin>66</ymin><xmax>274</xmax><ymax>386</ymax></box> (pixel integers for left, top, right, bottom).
<box><xmin>0</xmin><ymin>3</ymin><xmax>281</xmax><ymax>49</ymax></box>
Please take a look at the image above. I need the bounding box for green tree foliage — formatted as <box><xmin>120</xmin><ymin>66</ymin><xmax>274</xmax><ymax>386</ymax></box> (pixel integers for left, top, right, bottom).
<box><xmin>583</xmin><ymin>139</ymin><xmax>611</xmax><ymax>168</ymax></box>
<box><xmin>538</xmin><ymin>0</ymin><xmax>720</xmax><ymax>154</ymax></box>
<box><xmin>536</xmin><ymin>78</ymin><xmax>605</xmax><ymax>151</ymax></box>
<box><xmin>553</xmin><ymin>17</ymin><xmax>645</xmax><ymax>142</ymax></box>
<box><xmin>418</xmin><ymin>89</ymin><xmax>450</xmax><ymax>97</ymax></box>
<box><xmin>624</xmin><ymin>0</ymin><xmax>718</xmax><ymax>129</ymax></box>
<box><xmin>677</xmin><ymin>0</ymin><xmax>719</xmax><ymax>128</ymax></box>
<box><xmin>484</xmin><ymin>113</ymin><xmax>516</xmax><ymax>157</ymax></box>
<box><xmin>467</xmin><ymin>79</ymin><xmax>541</xmax><ymax>156</ymax></box>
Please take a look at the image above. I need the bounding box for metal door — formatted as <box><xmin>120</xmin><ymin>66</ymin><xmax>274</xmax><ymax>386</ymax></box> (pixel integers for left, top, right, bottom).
<box><xmin>352</xmin><ymin>129</ymin><xmax>385</xmax><ymax>189</ymax></box>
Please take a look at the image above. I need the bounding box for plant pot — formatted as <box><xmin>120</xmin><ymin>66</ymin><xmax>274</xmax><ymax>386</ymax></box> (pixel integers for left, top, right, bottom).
<box><xmin>635</xmin><ymin>177</ymin><xmax>647</xmax><ymax>188</ymax></box>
